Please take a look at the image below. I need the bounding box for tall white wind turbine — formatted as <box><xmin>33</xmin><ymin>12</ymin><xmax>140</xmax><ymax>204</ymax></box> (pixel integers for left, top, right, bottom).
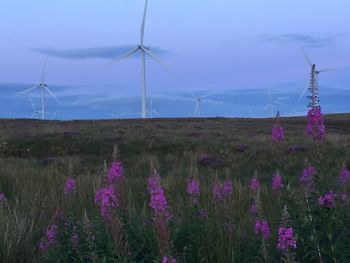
<box><xmin>103</xmin><ymin>0</ymin><xmax>166</xmax><ymax>119</ymax></box>
<box><xmin>189</xmin><ymin>92</ymin><xmax>214</xmax><ymax>117</ymax></box>
<box><xmin>20</xmin><ymin>57</ymin><xmax>59</xmax><ymax>120</ymax></box>
<box><xmin>263</xmin><ymin>90</ymin><xmax>286</xmax><ymax>117</ymax></box>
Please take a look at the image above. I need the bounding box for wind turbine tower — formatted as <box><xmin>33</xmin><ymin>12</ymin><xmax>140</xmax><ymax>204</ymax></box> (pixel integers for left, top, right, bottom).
<box><xmin>104</xmin><ymin>0</ymin><xmax>166</xmax><ymax>119</ymax></box>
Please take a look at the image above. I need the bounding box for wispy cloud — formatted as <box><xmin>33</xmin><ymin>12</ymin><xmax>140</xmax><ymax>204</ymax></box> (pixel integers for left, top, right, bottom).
<box><xmin>33</xmin><ymin>46</ymin><xmax>169</xmax><ymax>60</ymax></box>
<box><xmin>259</xmin><ymin>33</ymin><xmax>347</xmax><ymax>48</ymax></box>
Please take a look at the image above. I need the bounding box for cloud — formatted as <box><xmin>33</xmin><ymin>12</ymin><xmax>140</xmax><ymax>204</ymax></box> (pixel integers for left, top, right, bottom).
<box><xmin>33</xmin><ymin>45</ymin><xmax>169</xmax><ymax>60</ymax></box>
<box><xmin>258</xmin><ymin>33</ymin><xmax>347</xmax><ymax>48</ymax></box>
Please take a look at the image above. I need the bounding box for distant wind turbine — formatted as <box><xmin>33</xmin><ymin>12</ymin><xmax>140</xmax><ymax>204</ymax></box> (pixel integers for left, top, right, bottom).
<box><xmin>298</xmin><ymin>46</ymin><xmax>338</xmax><ymax>109</ymax></box>
<box><xmin>103</xmin><ymin>0</ymin><xmax>166</xmax><ymax>119</ymax></box>
<box><xmin>263</xmin><ymin>90</ymin><xmax>286</xmax><ymax>117</ymax></box>
<box><xmin>20</xmin><ymin>57</ymin><xmax>59</xmax><ymax>120</ymax></box>
<box><xmin>189</xmin><ymin>92</ymin><xmax>214</xmax><ymax>117</ymax></box>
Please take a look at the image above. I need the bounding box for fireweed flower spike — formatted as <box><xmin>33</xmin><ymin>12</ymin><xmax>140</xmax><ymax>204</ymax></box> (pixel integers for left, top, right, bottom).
<box><xmin>299</xmin><ymin>165</ymin><xmax>316</xmax><ymax>190</ymax></box>
<box><xmin>339</xmin><ymin>166</ymin><xmax>350</xmax><ymax>187</ymax></box>
<box><xmin>186</xmin><ymin>178</ymin><xmax>200</xmax><ymax>204</ymax></box>
<box><xmin>94</xmin><ymin>186</ymin><xmax>118</xmax><ymax>219</ymax></box>
<box><xmin>306</xmin><ymin>107</ymin><xmax>325</xmax><ymax>141</ymax></box>
<box><xmin>277</xmin><ymin>205</ymin><xmax>297</xmax><ymax>261</ymax></box>
<box><xmin>250</xmin><ymin>173</ymin><xmax>260</xmax><ymax>194</ymax></box>
<box><xmin>272</xmin><ymin>171</ymin><xmax>283</xmax><ymax>191</ymax></box>
<box><xmin>107</xmin><ymin>160</ymin><xmax>124</xmax><ymax>184</ymax></box>
<box><xmin>223</xmin><ymin>179</ymin><xmax>233</xmax><ymax>197</ymax></box>
<box><xmin>319</xmin><ymin>191</ymin><xmax>336</xmax><ymax>208</ymax></box>
<box><xmin>272</xmin><ymin>111</ymin><xmax>285</xmax><ymax>142</ymax></box>
<box><xmin>39</xmin><ymin>224</ymin><xmax>59</xmax><ymax>253</ymax></box>
<box><xmin>255</xmin><ymin>219</ymin><xmax>271</xmax><ymax>240</ymax></box>
<box><xmin>64</xmin><ymin>177</ymin><xmax>76</xmax><ymax>194</ymax></box>
<box><xmin>162</xmin><ymin>256</ymin><xmax>177</xmax><ymax>263</ymax></box>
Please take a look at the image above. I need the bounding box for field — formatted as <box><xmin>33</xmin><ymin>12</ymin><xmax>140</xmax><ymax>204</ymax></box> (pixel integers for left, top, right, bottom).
<box><xmin>0</xmin><ymin>115</ymin><xmax>350</xmax><ymax>262</ymax></box>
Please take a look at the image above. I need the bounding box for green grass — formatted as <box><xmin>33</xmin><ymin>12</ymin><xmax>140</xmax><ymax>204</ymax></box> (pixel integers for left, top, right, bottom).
<box><xmin>0</xmin><ymin>115</ymin><xmax>350</xmax><ymax>262</ymax></box>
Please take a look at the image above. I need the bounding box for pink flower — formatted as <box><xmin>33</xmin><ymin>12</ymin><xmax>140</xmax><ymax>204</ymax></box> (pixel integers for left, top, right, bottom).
<box><xmin>319</xmin><ymin>191</ymin><xmax>335</xmax><ymax>208</ymax></box>
<box><xmin>272</xmin><ymin>124</ymin><xmax>285</xmax><ymax>142</ymax></box>
<box><xmin>250</xmin><ymin>176</ymin><xmax>260</xmax><ymax>194</ymax></box>
<box><xmin>64</xmin><ymin>177</ymin><xmax>76</xmax><ymax>194</ymax></box>
<box><xmin>299</xmin><ymin>166</ymin><xmax>316</xmax><ymax>189</ymax></box>
<box><xmin>148</xmin><ymin>176</ymin><xmax>171</xmax><ymax>220</ymax></box>
<box><xmin>339</xmin><ymin>168</ymin><xmax>350</xmax><ymax>186</ymax></box>
<box><xmin>213</xmin><ymin>184</ymin><xmax>223</xmax><ymax>201</ymax></box>
<box><xmin>223</xmin><ymin>179</ymin><xmax>233</xmax><ymax>197</ymax></box>
<box><xmin>255</xmin><ymin>219</ymin><xmax>271</xmax><ymax>240</ymax></box>
<box><xmin>272</xmin><ymin>172</ymin><xmax>283</xmax><ymax>191</ymax></box>
<box><xmin>277</xmin><ymin>226</ymin><xmax>297</xmax><ymax>251</ymax></box>
<box><xmin>249</xmin><ymin>203</ymin><xmax>257</xmax><ymax>215</ymax></box>
<box><xmin>186</xmin><ymin>178</ymin><xmax>200</xmax><ymax>198</ymax></box>
<box><xmin>94</xmin><ymin>186</ymin><xmax>118</xmax><ymax>219</ymax></box>
<box><xmin>107</xmin><ymin>160</ymin><xmax>124</xmax><ymax>184</ymax></box>
<box><xmin>162</xmin><ymin>256</ymin><xmax>177</xmax><ymax>263</ymax></box>
<box><xmin>39</xmin><ymin>240</ymin><xmax>48</xmax><ymax>252</ymax></box>
<box><xmin>306</xmin><ymin>107</ymin><xmax>325</xmax><ymax>141</ymax></box>
<box><xmin>46</xmin><ymin>224</ymin><xmax>58</xmax><ymax>245</ymax></box>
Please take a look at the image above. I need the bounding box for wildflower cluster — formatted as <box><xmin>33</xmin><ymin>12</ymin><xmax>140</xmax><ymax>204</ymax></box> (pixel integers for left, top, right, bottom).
<box><xmin>94</xmin><ymin>186</ymin><xmax>118</xmax><ymax>219</ymax></box>
<box><xmin>64</xmin><ymin>177</ymin><xmax>76</xmax><ymax>194</ymax></box>
<box><xmin>250</xmin><ymin>176</ymin><xmax>260</xmax><ymax>194</ymax></box>
<box><xmin>272</xmin><ymin>171</ymin><xmax>283</xmax><ymax>191</ymax></box>
<box><xmin>107</xmin><ymin>160</ymin><xmax>124</xmax><ymax>184</ymax></box>
<box><xmin>212</xmin><ymin>179</ymin><xmax>233</xmax><ymax>201</ymax></box>
<box><xmin>299</xmin><ymin>165</ymin><xmax>316</xmax><ymax>190</ymax></box>
<box><xmin>255</xmin><ymin>219</ymin><xmax>271</xmax><ymax>240</ymax></box>
<box><xmin>39</xmin><ymin>224</ymin><xmax>59</xmax><ymax>252</ymax></box>
<box><xmin>306</xmin><ymin>107</ymin><xmax>325</xmax><ymax>141</ymax></box>
<box><xmin>319</xmin><ymin>191</ymin><xmax>335</xmax><ymax>208</ymax></box>
<box><xmin>339</xmin><ymin>167</ymin><xmax>350</xmax><ymax>186</ymax></box>
<box><xmin>277</xmin><ymin>226</ymin><xmax>297</xmax><ymax>251</ymax></box>
<box><xmin>186</xmin><ymin>178</ymin><xmax>200</xmax><ymax>204</ymax></box>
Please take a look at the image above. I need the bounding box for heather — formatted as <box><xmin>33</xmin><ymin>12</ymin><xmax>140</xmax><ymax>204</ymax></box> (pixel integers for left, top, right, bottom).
<box><xmin>0</xmin><ymin>116</ymin><xmax>350</xmax><ymax>262</ymax></box>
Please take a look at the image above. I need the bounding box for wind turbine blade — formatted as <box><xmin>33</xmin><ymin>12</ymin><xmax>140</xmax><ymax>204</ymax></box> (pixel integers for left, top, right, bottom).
<box><xmin>140</xmin><ymin>0</ymin><xmax>148</xmax><ymax>45</ymax></box>
<box><xmin>187</xmin><ymin>91</ymin><xmax>197</xmax><ymax>98</ymax></box>
<box><xmin>19</xmin><ymin>84</ymin><xmax>40</xmax><ymax>95</ymax></box>
<box><xmin>41</xmin><ymin>56</ymin><xmax>48</xmax><ymax>83</ymax></box>
<box><xmin>267</xmin><ymin>89</ymin><xmax>272</xmax><ymax>101</ymax></box>
<box><xmin>44</xmin><ymin>86</ymin><xmax>60</xmax><ymax>104</ymax></box>
<box><xmin>299</xmin><ymin>46</ymin><xmax>312</xmax><ymax>67</ymax></box>
<box><xmin>297</xmin><ymin>87</ymin><xmax>308</xmax><ymax>102</ymax></box>
<box><xmin>142</xmin><ymin>48</ymin><xmax>168</xmax><ymax>70</ymax></box>
<box><xmin>262</xmin><ymin>104</ymin><xmax>270</xmax><ymax>112</ymax></box>
<box><xmin>273</xmin><ymin>101</ymin><xmax>287</xmax><ymax>106</ymax></box>
<box><xmin>201</xmin><ymin>92</ymin><xmax>215</xmax><ymax>99</ymax></box>
<box><xmin>30</xmin><ymin>98</ymin><xmax>36</xmax><ymax>111</ymax></box>
<box><xmin>153</xmin><ymin>109</ymin><xmax>161</xmax><ymax>117</ymax></box>
<box><xmin>318</xmin><ymin>67</ymin><xmax>341</xmax><ymax>73</ymax></box>
<box><xmin>100</xmin><ymin>48</ymin><xmax>139</xmax><ymax>69</ymax></box>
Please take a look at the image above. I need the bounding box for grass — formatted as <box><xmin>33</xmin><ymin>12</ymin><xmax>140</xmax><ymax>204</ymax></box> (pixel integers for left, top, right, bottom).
<box><xmin>0</xmin><ymin>115</ymin><xmax>350</xmax><ymax>262</ymax></box>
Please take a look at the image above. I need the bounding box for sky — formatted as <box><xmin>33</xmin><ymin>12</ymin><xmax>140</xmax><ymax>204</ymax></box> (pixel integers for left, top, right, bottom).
<box><xmin>1</xmin><ymin>0</ymin><xmax>350</xmax><ymax>119</ymax></box>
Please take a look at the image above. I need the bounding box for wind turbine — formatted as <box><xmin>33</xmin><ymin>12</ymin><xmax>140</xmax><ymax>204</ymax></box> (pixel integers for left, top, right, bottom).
<box><xmin>103</xmin><ymin>0</ymin><xmax>166</xmax><ymax>119</ymax></box>
<box><xmin>20</xmin><ymin>57</ymin><xmax>59</xmax><ymax>120</ymax></box>
<box><xmin>189</xmin><ymin>92</ymin><xmax>214</xmax><ymax>117</ymax></box>
<box><xmin>263</xmin><ymin>90</ymin><xmax>286</xmax><ymax>117</ymax></box>
<box><xmin>298</xmin><ymin>47</ymin><xmax>337</xmax><ymax>109</ymax></box>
